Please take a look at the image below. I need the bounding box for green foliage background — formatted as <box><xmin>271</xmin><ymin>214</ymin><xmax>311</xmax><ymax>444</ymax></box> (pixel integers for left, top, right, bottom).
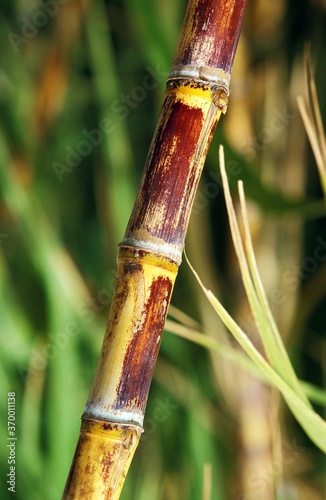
<box><xmin>0</xmin><ymin>0</ymin><xmax>325</xmax><ymax>498</ymax></box>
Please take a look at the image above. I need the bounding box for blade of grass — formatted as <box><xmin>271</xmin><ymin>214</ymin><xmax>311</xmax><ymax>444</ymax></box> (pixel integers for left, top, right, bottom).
<box><xmin>297</xmin><ymin>96</ymin><xmax>326</xmax><ymax>197</ymax></box>
<box><xmin>304</xmin><ymin>46</ymin><xmax>326</xmax><ymax>162</ymax></box>
<box><xmin>168</xmin><ymin>304</ymin><xmax>202</xmax><ymax>331</ymax></box>
<box><xmin>185</xmin><ymin>252</ymin><xmax>326</xmax><ymax>452</ymax></box>
<box><xmin>297</xmin><ymin>49</ymin><xmax>326</xmax><ymax>199</ymax></box>
<box><xmin>300</xmin><ymin>381</ymin><xmax>326</xmax><ymax>407</ymax></box>
<box><xmin>218</xmin><ymin>147</ymin><xmax>304</xmax><ymax>396</ymax></box>
<box><xmin>185</xmin><ymin>145</ymin><xmax>326</xmax><ymax>451</ymax></box>
<box><xmin>165</xmin><ymin>317</ymin><xmax>326</xmax><ymax>407</ymax></box>
<box><xmin>237</xmin><ymin>180</ymin><xmax>309</xmax><ymax>404</ymax></box>
<box><xmin>165</xmin><ymin>318</ymin><xmax>266</xmax><ymax>381</ymax></box>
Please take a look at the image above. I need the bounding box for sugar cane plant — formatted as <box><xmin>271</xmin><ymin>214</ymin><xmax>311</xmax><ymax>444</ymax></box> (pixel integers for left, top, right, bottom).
<box><xmin>63</xmin><ymin>0</ymin><xmax>248</xmax><ymax>497</ymax></box>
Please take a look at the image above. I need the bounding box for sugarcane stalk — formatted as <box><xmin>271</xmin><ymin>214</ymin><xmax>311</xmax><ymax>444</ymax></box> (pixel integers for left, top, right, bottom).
<box><xmin>63</xmin><ymin>0</ymin><xmax>247</xmax><ymax>498</ymax></box>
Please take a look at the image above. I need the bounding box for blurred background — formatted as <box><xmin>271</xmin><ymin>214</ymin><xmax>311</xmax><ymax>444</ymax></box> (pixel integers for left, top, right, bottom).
<box><xmin>0</xmin><ymin>0</ymin><xmax>326</xmax><ymax>498</ymax></box>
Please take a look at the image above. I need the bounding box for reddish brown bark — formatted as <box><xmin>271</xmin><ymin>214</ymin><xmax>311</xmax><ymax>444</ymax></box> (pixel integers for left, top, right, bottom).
<box><xmin>172</xmin><ymin>0</ymin><xmax>247</xmax><ymax>74</ymax></box>
<box><xmin>115</xmin><ymin>274</ymin><xmax>173</xmax><ymax>412</ymax></box>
